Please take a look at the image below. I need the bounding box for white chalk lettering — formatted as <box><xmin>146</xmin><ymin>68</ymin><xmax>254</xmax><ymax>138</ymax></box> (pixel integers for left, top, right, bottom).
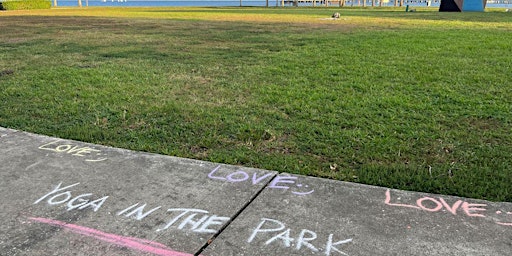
<box><xmin>34</xmin><ymin>182</ymin><xmax>80</xmax><ymax>204</ymax></box>
<box><xmin>156</xmin><ymin>208</ymin><xmax>229</xmax><ymax>234</ymax></box>
<box><xmin>248</xmin><ymin>218</ymin><xmax>285</xmax><ymax>243</ymax></box>
<box><xmin>194</xmin><ymin>215</ymin><xmax>230</xmax><ymax>233</ymax></box>
<box><xmin>266</xmin><ymin>228</ymin><xmax>294</xmax><ymax>247</ymax></box>
<box><xmin>117</xmin><ymin>203</ymin><xmax>162</xmax><ymax>221</ymax></box>
<box><xmin>248</xmin><ymin>218</ymin><xmax>352</xmax><ymax>255</ymax></box>
<box><xmin>66</xmin><ymin>193</ymin><xmax>93</xmax><ymax>211</ymax></box>
<box><xmin>178</xmin><ymin>214</ymin><xmax>209</xmax><ymax>230</ymax></box>
<box><xmin>78</xmin><ymin>196</ymin><xmax>109</xmax><ymax>212</ymax></box>
<box><xmin>157</xmin><ymin>208</ymin><xmax>208</xmax><ymax>232</ymax></box>
<box><xmin>325</xmin><ymin>235</ymin><xmax>352</xmax><ymax>256</ymax></box>
<box><xmin>34</xmin><ymin>182</ymin><xmax>108</xmax><ymax>212</ymax></box>
<box><xmin>48</xmin><ymin>191</ymin><xmax>73</xmax><ymax>205</ymax></box>
<box><xmin>297</xmin><ymin>229</ymin><xmax>319</xmax><ymax>252</ymax></box>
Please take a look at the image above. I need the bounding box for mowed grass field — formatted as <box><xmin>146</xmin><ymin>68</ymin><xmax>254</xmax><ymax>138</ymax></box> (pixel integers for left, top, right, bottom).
<box><xmin>1</xmin><ymin>7</ymin><xmax>511</xmax><ymax>201</ymax></box>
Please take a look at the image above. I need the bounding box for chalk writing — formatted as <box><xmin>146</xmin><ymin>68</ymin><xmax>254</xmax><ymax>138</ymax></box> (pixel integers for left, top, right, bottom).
<box><xmin>157</xmin><ymin>208</ymin><xmax>230</xmax><ymax>234</ymax></box>
<box><xmin>39</xmin><ymin>139</ymin><xmax>108</xmax><ymax>162</ymax></box>
<box><xmin>34</xmin><ymin>182</ymin><xmax>231</xmax><ymax>236</ymax></box>
<box><xmin>384</xmin><ymin>189</ymin><xmax>512</xmax><ymax>227</ymax></box>
<box><xmin>496</xmin><ymin>211</ymin><xmax>512</xmax><ymax>226</ymax></box>
<box><xmin>208</xmin><ymin>165</ymin><xmax>315</xmax><ymax>195</ymax></box>
<box><xmin>248</xmin><ymin>218</ymin><xmax>352</xmax><ymax>256</ymax></box>
<box><xmin>32</xmin><ymin>181</ymin><xmax>349</xmax><ymax>256</ymax></box>
<box><xmin>118</xmin><ymin>203</ymin><xmax>162</xmax><ymax>221</ymax></box>
<box><xmin>28</xmin><ymin>217</ymin><xmax>195</xmax><ymax>256</ymax></box>
<box><xmin>34</xmin><ymin>182</ymin><xmax>108</xmax><ymax>212</ymax></box>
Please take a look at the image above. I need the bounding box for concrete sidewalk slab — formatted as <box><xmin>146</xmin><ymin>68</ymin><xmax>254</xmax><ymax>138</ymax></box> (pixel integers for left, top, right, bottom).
<box><xmin>0</xmin><ymin>129</ymin><xmax>277</xmax><ymax>255</ymax></box>
<box><xmin>1</xmin><ymin>128</ymin><xmax>511</xmax><ymax>256</ymax></box>
<box><xmin>204</xmin><ymin>175</ymin><xmax>512</xmax><ymax>256</ymax></box>
<box><xmin>0</xmin><ymin>127</ymin><xmax>17</xmax><ymax>137</ymax></box>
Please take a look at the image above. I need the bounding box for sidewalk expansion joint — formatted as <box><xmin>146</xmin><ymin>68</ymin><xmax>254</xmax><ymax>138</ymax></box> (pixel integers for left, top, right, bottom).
<box><xmin>194</xmin><ymin>173</ymin><xmax>278</xmax><ymax>256</ymax></box>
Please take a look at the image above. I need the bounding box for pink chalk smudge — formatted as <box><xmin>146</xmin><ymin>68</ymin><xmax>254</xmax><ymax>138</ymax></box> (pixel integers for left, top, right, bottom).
<box><xmin>28</xmin><ymin>217</ymin><xmax>195</xmax><ymax>256</ymax></box>
<box><xmin>496</xmin><ymin>222</ymin><xmax>512</xmax><ymax>226</ymax></box>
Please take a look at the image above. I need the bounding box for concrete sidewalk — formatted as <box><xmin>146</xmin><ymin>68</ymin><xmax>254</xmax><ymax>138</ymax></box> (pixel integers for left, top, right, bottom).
<box><xmin>1</xmin><ymin>127</ymin><xmax>511</xmax><ymax>256</ymax></box>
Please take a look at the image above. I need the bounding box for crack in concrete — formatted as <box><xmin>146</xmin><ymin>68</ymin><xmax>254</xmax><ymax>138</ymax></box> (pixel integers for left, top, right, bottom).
<box><xmin>194</xmin><ymin>174</ymin><xmax>278</xmax><ymax>256</ymax></box>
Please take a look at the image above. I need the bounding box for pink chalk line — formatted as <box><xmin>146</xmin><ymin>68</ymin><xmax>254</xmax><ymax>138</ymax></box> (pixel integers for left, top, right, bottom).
<box><xmin>28</xmin><ymin>217</ymin><xmax>195</xmax><ymax>256</ymax></box>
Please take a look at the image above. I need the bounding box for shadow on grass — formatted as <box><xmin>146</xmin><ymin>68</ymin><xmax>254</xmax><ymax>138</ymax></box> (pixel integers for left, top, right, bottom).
<box><xmin>137</xmin><ymin>6</ymin><xmax>512</xmax><ymax>23</ymax></box>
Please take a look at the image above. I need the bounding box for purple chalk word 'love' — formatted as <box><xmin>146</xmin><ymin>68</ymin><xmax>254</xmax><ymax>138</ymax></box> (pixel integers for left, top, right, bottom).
<box><xmin>207</xmin><ymin>165</ymin><xmax>314</xmax><ymax>196</ymax></box>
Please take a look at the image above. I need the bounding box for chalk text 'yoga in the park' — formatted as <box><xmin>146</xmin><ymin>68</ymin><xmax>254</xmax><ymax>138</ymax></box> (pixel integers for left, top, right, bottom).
<box><xmin>31</xmin><ymin>181</ymin><xmax>352</xmax><ymax>255</ymax></box>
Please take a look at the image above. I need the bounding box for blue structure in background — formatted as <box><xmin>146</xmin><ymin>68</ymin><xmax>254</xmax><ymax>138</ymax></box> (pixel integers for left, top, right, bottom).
<box><xmin>439</xmin><ymin>0</ymin><xmax>486</xmax><ymax>11</ymax></box>
<box><xmin>462</xmin><ymin>0</ymin><xmax>485</xmax><ymax>10</ymax></box>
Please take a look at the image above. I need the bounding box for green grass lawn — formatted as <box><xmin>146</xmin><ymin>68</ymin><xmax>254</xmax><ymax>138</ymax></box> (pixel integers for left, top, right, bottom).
<box><xmin>1</xmin><ymin>7</ymin><xmax>511</xmax><ymax>201</ymax></box>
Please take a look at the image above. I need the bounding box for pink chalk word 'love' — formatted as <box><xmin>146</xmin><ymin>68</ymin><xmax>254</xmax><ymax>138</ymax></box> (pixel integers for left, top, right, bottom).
<box><xmin>384</xmin><ymin>189</ymin><xmax>512</xmax><ymax>227</ymax></box>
